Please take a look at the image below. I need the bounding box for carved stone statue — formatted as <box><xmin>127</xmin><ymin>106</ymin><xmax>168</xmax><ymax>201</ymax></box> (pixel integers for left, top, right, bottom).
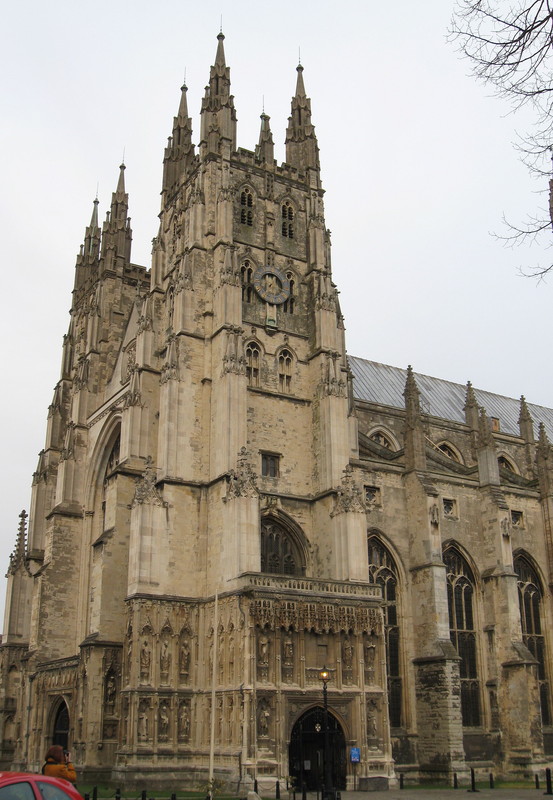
<box><xmin>160</xmin><ymin>638</ymin><xmax>171</xmax><ymax>677</ymax></box>
<box><xmin>140</xmin><ymin>640</ymin><xmax>151</xmax><ymax>682</ymax></box>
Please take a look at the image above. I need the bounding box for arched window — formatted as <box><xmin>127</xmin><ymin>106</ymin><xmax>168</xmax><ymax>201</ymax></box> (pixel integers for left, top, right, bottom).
<box><xmin>278</xmin><ymin>349</ymin><xmax>293</xmax><ymax>393</ymax></box>
<box><xmin>367</xmin><ymin>535</ymin><xmax>402</xmax><ymax>727</ymax></box>
<box><xmin>514</xmin><ymin>553</ymin><xmax>551</xmax><ymax>725</ymax></box>
<box><xmin>370</xmin><ymin>430</ymin><xmax>394</xmax><ymax>450</ymax></box>
<box><xmin>241</xmin><ymin>260</ymin><xmax>254</xmax><ymax>303</ymax></box>
<box><xmin>102</xmin><ymin>433</ymin><xmax>120</xmax><ymax>532</ymax></box>
<box><xmin>52</xmin><ymin>701</ymin><xmax>70</xmax><ymax>749</ymax></box>
<box><xmin>438</xmin><ymin>442</ymin><xmax>461</xmax><ymax>463</ymax></box>
<box><xmin>281</xmin><ymin>201</ymin><xmax>294</xmax><ymax>238</ymax></box>
<box><xmin>498</xmin><ymin>455</ymin><xmax>517</xmax><ymax>474</ymax></box>
<box><xmin>282</xmin><ymin>272</ymin><xmax>295</xmax><ymax>314</ymax></box>
<box><xmin>261</xmin><ymin>518</ymin><xmax>304</xmax><ymax>576</ymax></box>
<box><xmin>245</xmin><ymin>342</ymin><xmax>260</xmax><ymax>388</ymax></box>
<box><xmin>443</xmin><ymin>547</ymin><xmax>480</xmax><ymax>726</ymax></box>
<box><xmin>240</xmin><ymin>188</ymin><xmax>254</xmax><ymax>226</ymax></box>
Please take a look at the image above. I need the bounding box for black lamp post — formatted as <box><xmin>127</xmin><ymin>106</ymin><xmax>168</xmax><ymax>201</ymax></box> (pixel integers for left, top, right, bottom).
<box><xmin>318</xmin><ymin>666</ymin><xmax>334</xmax><ymax>800</ymax></box>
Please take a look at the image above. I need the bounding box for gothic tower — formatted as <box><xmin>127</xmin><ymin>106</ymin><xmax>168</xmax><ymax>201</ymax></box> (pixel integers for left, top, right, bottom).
<box><xmin>0</xmin><ymin>35</ymin><xmax>392</xmax><ymax>790</ymax></box>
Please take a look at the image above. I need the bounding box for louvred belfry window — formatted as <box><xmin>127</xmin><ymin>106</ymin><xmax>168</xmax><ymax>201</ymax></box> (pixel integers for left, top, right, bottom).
<box><xmin>240</xmin><ymin>188</ymin><xmax>253</xmax><ymax>226</ymax></box>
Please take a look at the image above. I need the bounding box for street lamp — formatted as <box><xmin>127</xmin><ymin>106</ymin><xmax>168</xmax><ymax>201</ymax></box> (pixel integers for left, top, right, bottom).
<box><xmin>318</xmin><ymin>666</ymin><xmax>334</xmax><ymax>800</ymax></box>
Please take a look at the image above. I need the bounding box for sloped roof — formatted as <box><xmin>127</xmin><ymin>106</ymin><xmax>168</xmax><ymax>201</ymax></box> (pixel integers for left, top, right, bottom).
<box><xmin>349</xmin><ymin>355</ymin><xmax>553</xmax><ymax>440</ymax></box>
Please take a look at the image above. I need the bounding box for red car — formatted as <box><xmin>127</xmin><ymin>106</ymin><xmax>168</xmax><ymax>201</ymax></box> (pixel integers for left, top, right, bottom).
<box><xmin>0</xmin><ymin>773</ymin><xmax>82</xmax><ymax>800</ymax></box>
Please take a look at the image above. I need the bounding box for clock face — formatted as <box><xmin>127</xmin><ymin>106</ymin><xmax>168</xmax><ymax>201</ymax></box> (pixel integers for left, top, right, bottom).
<box><xmin>253</xmin><ymin>266</ymin><xmax>290</xmax><ymax>305</ymax></box>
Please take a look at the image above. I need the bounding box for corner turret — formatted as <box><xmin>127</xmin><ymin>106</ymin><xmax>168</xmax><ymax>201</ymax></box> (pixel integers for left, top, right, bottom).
<box><xmin>285</xmin><ymin>64</ymin><xmax>320</xmax><ymax>173</ymax></box>
<box><xmin>162</xmin><ymin>82</ymin><xmax>195</xmax><ymax>197</ymax></box>
<box><xmin>199</xmin><ymin>32</ymin><xmax>237</xmax><ymax>159</ymax></box>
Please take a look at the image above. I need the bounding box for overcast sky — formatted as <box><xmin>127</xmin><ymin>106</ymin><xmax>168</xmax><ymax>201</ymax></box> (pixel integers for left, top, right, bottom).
<box><xmin>1</xmin><ymin>0</ymin><xmax>550</xmax><ymax>627</ymax></box>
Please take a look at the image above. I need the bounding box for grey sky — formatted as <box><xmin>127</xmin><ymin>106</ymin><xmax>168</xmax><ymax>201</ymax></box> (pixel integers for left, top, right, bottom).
<box><xmin>1</xmin><ymin>0</ymin><xmax>550</xmax><ymax>627</ymax></box>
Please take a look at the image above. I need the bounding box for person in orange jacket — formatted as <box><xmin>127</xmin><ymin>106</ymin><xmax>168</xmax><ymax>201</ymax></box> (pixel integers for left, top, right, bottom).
<box><xmin>42</xmin><ymin>745</ymin><xmax>77</xmax><ymax>784</ymax></box>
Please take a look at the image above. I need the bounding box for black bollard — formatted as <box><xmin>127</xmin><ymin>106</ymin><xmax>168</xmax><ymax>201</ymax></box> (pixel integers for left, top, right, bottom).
<box><xmin>536</xmin><ymin>775</ymin><xmax>541</xmax><ymax>790</ymax></box>
<box><xmin>468</xmin><ymin>767</ymin><xmax>479</xmax><ymax>793</ymax></box>
<box><xmin>115</xmin><ymin>790</ymin><xmax>121</xmax><ymax>800</ymax></box>
<box><xmin>489</xmin><ymin>773</ymin><xmax>494</xmax><ymax>789</ymax></box>
<box><xmin>302</xmin><ymin>783</ymin><xmax>307</xmax><ymax>800</ymax></box>
<box><xmin>93</xmin><ymin>788</ymin><xmax>98</xmax><ymax>800</ymax></box>
<box><xmin>84</xmin><ymin>795</ymin><xmax>89</xmax><ymax>800</ymax></box>
<box><xmin>141</xmin><ymin>791</ymin><xmax>147</xmax><ymax>800</ymax></box>
<box><xmin>254</xmin><ymin>779</ymin><xmax>259</xmax><ymax>795</ymax></box>
<box><xmin>399</xmin><ymin>773</ymin><xmax>404</xmax><ymax>790</ymax></box>
<box><xmin>545</xmin><ymin>768</ymin><xmax>553</xmax><ymax>795</ymax></box>
<box><xmin>171</xmin><ymin>794</ymin><xmax>176</xmax><ymax>800</ymax></box>
<box><xmin>276</xmin><ymin>780</ymin><xmax>280</xmax><ymax>800</ymax></box>
<box><xmin>454</xmin><ymin>774</ymin><xmax>459</xmax><ymax>789</ymax></box>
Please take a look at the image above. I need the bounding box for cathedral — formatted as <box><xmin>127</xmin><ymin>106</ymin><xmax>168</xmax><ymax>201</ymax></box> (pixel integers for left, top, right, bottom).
<box><xmin>2</xmin><ymin>32</ymin><xmax>553</xmax><ymax>790</ymax></box>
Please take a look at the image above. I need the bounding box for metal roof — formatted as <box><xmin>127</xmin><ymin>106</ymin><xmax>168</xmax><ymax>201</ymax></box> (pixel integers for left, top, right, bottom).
<box><xmin>348</xmin><ymin>355</ymin><xmax>553</xmax><ymax>440</ymax></box>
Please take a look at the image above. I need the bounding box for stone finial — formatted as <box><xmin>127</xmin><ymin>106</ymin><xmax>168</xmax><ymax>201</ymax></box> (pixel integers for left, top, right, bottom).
<box><xmin>478</xmin><ymin>406</ymin><xmax>495</xmax><ymax>449</ymax></box>
<box><xmin>7</xmin><ymin>510</ymin><xmax>28</xmax><ymax>575</ymax></box>
<box><xmin>518</xmin><ymin>395</ymin><xmax>535</xmax><ymax>443</ymax></box>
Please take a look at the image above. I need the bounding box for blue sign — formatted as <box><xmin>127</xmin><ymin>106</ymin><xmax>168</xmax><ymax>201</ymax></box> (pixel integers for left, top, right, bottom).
<box><xmin>350</xmin><ymin>747</ymin><xmax>361</xmax><ymax>763</ymax></box>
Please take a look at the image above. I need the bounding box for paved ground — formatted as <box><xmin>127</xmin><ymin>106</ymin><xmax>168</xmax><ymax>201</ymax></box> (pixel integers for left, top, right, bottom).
<box><xmin>318</xmin><ymin>790</ymin><xmax>548</xmax><ymax>800</ymax></box>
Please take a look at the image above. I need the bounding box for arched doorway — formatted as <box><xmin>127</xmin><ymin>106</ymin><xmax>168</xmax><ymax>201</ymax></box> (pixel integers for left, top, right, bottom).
<box><xmin>52</xmin><ymin>702</ymin><xmax>70</xmax><ymax>749</ymax></box>
<box><xmin>289</xmin><ymin>706</ymin><xmax>346</xmax><ymax>791</ymax></box>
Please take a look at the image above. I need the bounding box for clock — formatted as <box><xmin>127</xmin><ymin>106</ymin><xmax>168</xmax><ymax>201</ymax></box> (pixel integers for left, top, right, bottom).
<box><xmin>252</xmin><ymin>266</ymin><xmax>290</xmax><ymax>305</ymax></box>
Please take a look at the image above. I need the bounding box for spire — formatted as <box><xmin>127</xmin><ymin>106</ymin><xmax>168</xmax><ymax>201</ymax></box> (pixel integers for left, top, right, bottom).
<box><xmin>215</xmin><ymin>30</ymin><xmax>226</xmax><ymax>67</ymax></box>
<box><xmin>101</xmin><ymin>164</ymin><xmax>132</xmax><ymax>268</ymax></box>
<box><xmin>255</xmin><ymin>111</ymin><xmax>274</xmax><ymax>164</ymax></box>
<box><xmin>285</xmin><ymin>64</ymin><xmax>320</xmax><ymax>172</ymax></box>
<box><xmin>75</xmin><ymin>196</ymin><xmax>101</xmax><ymax>290</ymax></box>
<box><xmin>162</xmin><ymin>81</ymin><xmax>195</xmax><ymax>196</ymax></box>
<box><xmin>116</xmin><ymin>162</ymin><xmax>126</xmax><ymax>194</ymax></box>
<box><xmin>199</xmin><ymin>32</ymin><xmax>237</xmax><ymax>158</ymax></box>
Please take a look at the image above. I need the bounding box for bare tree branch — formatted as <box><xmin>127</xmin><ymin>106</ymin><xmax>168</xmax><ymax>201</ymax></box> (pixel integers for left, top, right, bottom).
<box><xmin>450</xmin><ymin>0</ymin><xmax>553</xmax><ymax>276</ymax></box>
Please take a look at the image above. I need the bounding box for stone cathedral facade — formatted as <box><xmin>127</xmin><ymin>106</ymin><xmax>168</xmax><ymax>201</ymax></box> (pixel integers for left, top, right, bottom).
<box><xmin>2</xmin><ymin>33</ymin><xmax>553</xmax><ymax>789</ymax></box>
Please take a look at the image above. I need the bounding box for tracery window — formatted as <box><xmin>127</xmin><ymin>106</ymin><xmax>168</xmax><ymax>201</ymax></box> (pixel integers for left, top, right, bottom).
<box><xmin>514</xmin><ymin>553</ymin><xmax>551</xmax><ymax>725</ymax></box>
<box><xmin>278</xmin><ymin>349</ymin><xmax>292</xmax><ymax>394</ymax></box>
<box><xmin>367</xmin><ymin>535</ymin><xmax>402</xmax><ymax>727</ymax></box>
<box><xmin>443</xmin><ymin>547</ymin><xmax>480</xmax><ymax>726</ymax></box>
<box><xmin>245</xmin><ymin>342</ymin><xmax>261</xmax><ymax>388</ymax></box>
<box><xmin>282</xmin><ymin>272</ymin><xmax>295</xmax><ymax>314</ymax></box>
<box><xmin>240</xmin><ymin>187</ymin><xmax>254</xmax><ymax>226</ymax></box>
<box><xmin>261</xmin><ymin>518</ymin><xmax>304</xmax><ymax>576</ymax></box>
<box><xmin>281</xmin><ymin>201</ymin><xmax>294</xmax><ymax>238</ymax></box>
<box><xmin>241</xmin><ymin>260</ymin><xmax>254</xmax><ymax>303</ymax></box>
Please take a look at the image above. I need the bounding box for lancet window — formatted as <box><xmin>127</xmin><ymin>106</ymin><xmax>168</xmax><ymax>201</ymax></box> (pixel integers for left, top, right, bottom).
<box><xmin>245</xmin><ymin>342</ymin><xmax>261</xmax><ymax>388</ymax></box>
<box><xmin>240</xmin><ymin>187</ymin><xmax>254</xmax><ymax>226</ymax></box>
<box><xmin>514</xmin><ymin>553</ymin><xmax>551</xmax><ymax>725</ymax></box>
<box><xmin>443</xmin><ymin>546</ymin><xmax>481</xmax><ymax>726</ymax></box>
<box><xmin>282</xmin><ymin>271</ymin><xmax>295</xmax><ymax>314</ymax></box>
<box><xmin>281</xmin><ymin>201</ymin><xmax>294</xmax><ymax>238</ymax></box>
<box><xmin>261</xmin><ymin>518</ymin><xmax>304</xmax><ymax>576</ymax></box>
<box><xmin>278</xmin><ymin>349</ymin><xmax>293</xmax><ymax>393</ymax></box>
<box><xmin>241</xmin><ymin>260</ymin><xmax>254</xmax><ymax>303</ymax></box>
<box><xmin>367</xmin><ymin>534</ymin><xmax>402</xmax><ymax>727</ymax></box>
